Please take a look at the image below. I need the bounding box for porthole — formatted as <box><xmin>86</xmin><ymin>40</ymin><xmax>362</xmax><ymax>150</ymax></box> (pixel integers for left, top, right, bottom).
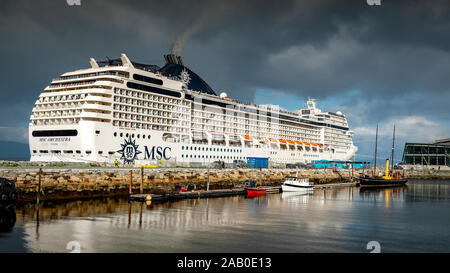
<box><xmin>114</xmin><ymin>132</ymin><xmax>117</xmax><ymax>137</ymax></box>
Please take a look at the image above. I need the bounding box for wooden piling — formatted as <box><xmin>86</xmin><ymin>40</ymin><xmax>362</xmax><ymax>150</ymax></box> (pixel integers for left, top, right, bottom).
<box><xmin>207</xmin><ymin>163</ymin><xmax>210</xmax><ymax>192</ymax></box>
<box><xmin>129</xmin><ymin>170</ymin><xmax>133</xmax><ymax>194</ymax></box>
<box><xmin>259</xmin><ymin>167</ymin><xmax>262</xmax><ymax>184</ymax></box>
<box><xmin>36</xmin><ymin>168</ymin><xmax>42</xmax><ymax>224</ymax></box>
<box><xmin>37</xmin><ymin>168</ymin><xmax>42</xmax><ymax>205</ymax></box>
<box><xmin>140</xmin><ymin>167</ymin><xmax>144</xmax><ymax>194</ymax></box>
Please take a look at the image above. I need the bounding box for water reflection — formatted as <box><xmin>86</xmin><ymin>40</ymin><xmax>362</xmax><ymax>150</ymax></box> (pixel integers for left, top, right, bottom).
<box><xmin>359</xmin><ymin>187</ymin><xmax>406</xmax><ymax>207</ymax></box>
<box><xmin>281</xmin><ymin>192</ymin><xmax>314</xmax><ymax>205</ymax></box>
<box><xmin>405</xmin><ymin>181</ymin><xmax>450</xmax><ymax>201</ymax></box>
<box><xmin>0</xmin><ymin>207</ymin><xmax>16</xmax><ymax>233</ymax></box>
<box><xmin>0</xmin><ymin>179</ymin><xmax>448</xmax><ymax>252</ymax></box>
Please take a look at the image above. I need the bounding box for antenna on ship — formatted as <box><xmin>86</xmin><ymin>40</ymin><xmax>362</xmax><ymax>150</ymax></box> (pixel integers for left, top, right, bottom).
<box><xmin>373</xmin><ymin>124</ymin><xmax>378</xmax><ymax>176</ymax></box>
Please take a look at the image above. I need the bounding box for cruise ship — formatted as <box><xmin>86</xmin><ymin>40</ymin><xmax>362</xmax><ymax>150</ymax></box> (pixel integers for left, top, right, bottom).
<box><xmin>28</xmin><ymin>53</ymin><xmax>357</xmax><ymax>166</ymax></box>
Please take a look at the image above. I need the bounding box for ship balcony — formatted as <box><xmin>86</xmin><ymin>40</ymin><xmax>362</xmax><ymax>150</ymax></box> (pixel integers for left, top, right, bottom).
<box><xmin>30</xmin><ymin>114</ymin><xmax>80</xmax><ymax>119</ymax></box>
<box><xmin>80</xmin><ymin>111</ymin><xmax>111</xmax><ymax>120</ymax></box>
<box><xmin>52</xmin><ymin>71</ymin><xmax>128</xmax><ymax>83</ymax></box>
<box><xmin>83</xmin><ymin>95</ymin><xmax>113</xmax><ymax>103</ymax></box>
<box><xmin>81</xmin><ymin>103</ymin><xmax>112</xmax><ymax>112</ymax></box>
<box><xmin>45</xmin><ymin>81</ymin><xmax>95</xmax><ymax>91</ymax></box>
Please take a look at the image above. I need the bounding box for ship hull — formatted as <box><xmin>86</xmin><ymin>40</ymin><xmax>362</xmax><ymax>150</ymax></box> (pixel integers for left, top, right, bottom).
<box><xmin>28</xmin><ymin>53</ymin><xmax>358</xmax><ymax>166</ymax></box>
<box><xmin>359</xmin><ymin>177</ymin><xmax>407</xmax><ymax>188</ymax></box>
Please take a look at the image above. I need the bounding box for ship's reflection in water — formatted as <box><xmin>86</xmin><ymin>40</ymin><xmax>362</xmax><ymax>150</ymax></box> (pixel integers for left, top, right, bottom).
<box><xmin>0</xmin><ymin>179</ymin><xmax>449</xmax><ymax>253</ymax></box>
<box><xmin>0</xmin><ymin>207</ymin><xmax>16</xmax><ymax>233</ymax></box>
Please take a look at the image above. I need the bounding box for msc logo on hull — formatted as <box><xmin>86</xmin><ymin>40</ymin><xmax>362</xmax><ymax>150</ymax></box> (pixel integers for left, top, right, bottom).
<box><xmin>144</xmin><ymin>146</ymin><xmax>171</xmax><ymax>161</ymax></box>
<box><xmin>117</xmin><ymin>137</ymin><xmax>142</xmax><ymax>164</ymax></box>
<box><xmin>117</xmin><ymin>137</ymin><xmax>171</xmax><ymax>164</ymax></box>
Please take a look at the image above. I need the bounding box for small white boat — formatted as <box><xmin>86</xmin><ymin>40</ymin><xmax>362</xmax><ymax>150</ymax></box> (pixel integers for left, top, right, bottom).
<box><xmin>281</xmin><ymin>176</ymin><xmax>314</xmax><ymax>192</ymax></box>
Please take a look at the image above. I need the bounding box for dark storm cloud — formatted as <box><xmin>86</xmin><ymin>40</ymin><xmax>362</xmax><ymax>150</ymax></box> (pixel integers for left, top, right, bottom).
<box><xmin>0</xmin><ymin>0</ymin><xmax>449</xmax><ymax>146</ymax></box>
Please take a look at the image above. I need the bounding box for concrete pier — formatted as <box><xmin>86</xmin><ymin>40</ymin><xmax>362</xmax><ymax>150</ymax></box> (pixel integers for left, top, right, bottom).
<box><xmin>0</xmin><ymin>161</ymin><xmax>448</xmax><ymax>202</ymax></box>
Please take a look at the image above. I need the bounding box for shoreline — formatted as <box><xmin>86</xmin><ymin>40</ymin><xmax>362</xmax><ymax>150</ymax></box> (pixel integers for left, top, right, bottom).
<box><xmin>1</xmin><ymin>165</ymin><xmax>449</xmax><ymax>203</ymax></box>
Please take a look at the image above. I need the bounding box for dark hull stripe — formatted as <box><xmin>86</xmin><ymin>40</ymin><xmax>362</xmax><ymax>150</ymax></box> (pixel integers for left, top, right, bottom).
<box><xmin>282</xmin><ymin>183</ymin><xmax>314</xmax><ymax>189</ymax></box>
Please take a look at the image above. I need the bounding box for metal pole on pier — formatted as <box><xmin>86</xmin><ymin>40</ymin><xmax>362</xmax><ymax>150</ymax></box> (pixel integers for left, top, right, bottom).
<box><xmin>259</xmin><ymin>167</ymin><xmax>262</xmax><ymax>185</ymax></box>
<box><xmin>351</xmin><ymin>165</ymin><xmax>354</xmax><ymax>182</ymax></box>
<box><xmin>36</xmin><ymin>168</ymin><xmax>42</xmax><ymax>228</ymax></box>
<box><xmin>140</xmin><ymin>167</ymin><xmax>144</xmax><ymax>194</ymax></box>
<box><xmin>207</xmin><ymin>159</ymin><xmax>210</xmax><ymax>192</ymax></box>
<box><xmin>129</xmin><ymin>170</ymin><xmax>133</xmax><ymax>195</ymax></box>
<box><xmin>37</xmin><ymin>168</ymin><xmax>42</xmax><ymax>205</ymax></box>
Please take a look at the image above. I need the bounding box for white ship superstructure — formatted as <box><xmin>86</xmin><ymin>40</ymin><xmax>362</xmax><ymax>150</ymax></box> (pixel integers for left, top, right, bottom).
<box><xmin>29</xmin><ymin>53</ymin><xmax>357</xmax><ymax>165</ymax></box>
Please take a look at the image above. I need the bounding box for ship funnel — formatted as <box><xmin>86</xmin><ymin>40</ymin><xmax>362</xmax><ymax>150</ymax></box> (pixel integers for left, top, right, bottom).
<box><xmin>164</xmin><ymin>53</ymin><xmax>184</xmax><ymax>66</ymax></box>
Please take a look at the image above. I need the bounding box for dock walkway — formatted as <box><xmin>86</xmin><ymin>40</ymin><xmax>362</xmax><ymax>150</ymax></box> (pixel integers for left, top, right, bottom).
<box><xmin>129</xmin><ymin>188</ymin><xmax>246</xmax><ymax>202</ymax></box>
<box><xmin>129</xmin><ymin>186</ymin><xmax>282</xmax><ymax>202</ymax></box>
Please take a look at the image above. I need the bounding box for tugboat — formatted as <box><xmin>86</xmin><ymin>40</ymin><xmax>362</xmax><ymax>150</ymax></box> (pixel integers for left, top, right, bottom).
<box><xmin>359</xmin><ymin>125</ymin><xmax>408</xmax><ymax>188</ymax></box>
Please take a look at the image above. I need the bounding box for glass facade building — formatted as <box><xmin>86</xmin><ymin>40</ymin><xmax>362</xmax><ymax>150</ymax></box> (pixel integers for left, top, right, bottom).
<box><xmin>401</xmin><ymin>139</ymin><xmax>450</xmax><ymax>166</ymax></box>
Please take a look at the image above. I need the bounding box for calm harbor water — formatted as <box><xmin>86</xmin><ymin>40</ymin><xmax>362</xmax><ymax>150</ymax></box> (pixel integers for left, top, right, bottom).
<box><xmin>1</xmin><ymin>179</ymin><xmax>449</xmax><ymax>253</ymax></box>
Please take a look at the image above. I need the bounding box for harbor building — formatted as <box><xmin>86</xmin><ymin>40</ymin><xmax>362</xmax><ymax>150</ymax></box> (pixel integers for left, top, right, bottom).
<box><xmin>401</xmin><ymin>138</ymin><xmax>450</xmax><ymax>167</ymax></box>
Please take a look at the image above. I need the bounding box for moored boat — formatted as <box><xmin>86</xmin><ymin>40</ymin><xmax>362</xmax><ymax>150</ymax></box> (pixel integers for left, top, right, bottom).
<box><xmin>281</xmin><ymin>176</ymin><xmax>314</xmax><ymax>192</ymax></box>
<box><xmin>246</xmin><ymin>188</ymin><xmax>267</xmax><ymax>196</ymax></box>
<box><xmin>242</xmin><ymin>180</ymin><xmax>267</xmax><ymax>197</ymax></box>
<box><xmin>359</xmin><ymin>176</ymin><xmax>407</xmax><ymax>188</ymax></box>
<box><xmin>359</xmin><ymin>125</ymin><xmax>408</xmax><ymax>189</ymax></box>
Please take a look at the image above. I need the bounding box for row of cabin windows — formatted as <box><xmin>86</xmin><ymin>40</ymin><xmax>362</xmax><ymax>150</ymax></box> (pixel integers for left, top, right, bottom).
<box><xmin>113</xmin><ymin>132</ymin><xmax>151</xmax><ymax>140</ymax></box>
<box><xmin>57</xmin><ymin>71</ymin><xmax>129</xmax><ymax>81</ymax></box>
<box><xmin>113</xmin><ymin>87</ymin><xmax>188</xmax><ymax>104</ymax></box>
<box><xmin>182</xmin><ymin>146</ymin><xmax>242</xmax><ymax>153</ymax></box>
<box><xmin>33</xmin><ymin>150</ymin><xmax>114</xmax><ymax>155</ymax></box>
<box><xmin>182</xmin><ymin>154</ymin><xmax>245</xmax><ymax>160</ymax></box>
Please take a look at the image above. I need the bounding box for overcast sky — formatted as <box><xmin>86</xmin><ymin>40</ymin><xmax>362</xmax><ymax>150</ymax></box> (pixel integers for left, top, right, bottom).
<box><xmin>0</xmin><ymin>0</ymin><xmax>449</xmax><ymax>162</ymax></box>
